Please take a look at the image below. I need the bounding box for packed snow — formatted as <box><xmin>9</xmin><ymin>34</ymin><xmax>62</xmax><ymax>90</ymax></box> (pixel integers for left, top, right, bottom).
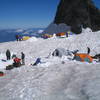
<box><xmin>0</xmin><ymin>28</ymin><xmax>100</xmax><ymax>100</ymax></box>
<box><xmin>26</xmin><ymin>37</ymin><xmax>38</xmax><ymax>42</ymax></box>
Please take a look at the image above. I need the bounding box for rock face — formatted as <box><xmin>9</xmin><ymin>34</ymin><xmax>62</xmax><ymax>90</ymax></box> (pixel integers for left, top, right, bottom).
<box><xmin>54</xmin><ymin>0</ymin><xmax>100</xmax><ymax>34</ymax></box>
<box><xmin>42</xmin><ymin>23</ymin><xmax>70</xmax><ymax>35</ymax></box>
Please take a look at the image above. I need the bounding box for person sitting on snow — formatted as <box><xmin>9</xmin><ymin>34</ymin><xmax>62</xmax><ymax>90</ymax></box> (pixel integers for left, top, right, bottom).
<box><xmin>32</xmin><ymin>58</ymin><xmax>41</xmax><ymax>66</ymax></box>
<box><xmin>13</xmin><ymin>57</ymin><xmax>21</xmax><ymax>67</ymax></box>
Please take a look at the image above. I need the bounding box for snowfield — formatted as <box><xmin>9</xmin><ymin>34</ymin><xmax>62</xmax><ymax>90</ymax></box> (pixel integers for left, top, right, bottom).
<box><xmin>0</xmin><ymin>28</ymin><xmax>100</xmax><ymax>100</ymax></box>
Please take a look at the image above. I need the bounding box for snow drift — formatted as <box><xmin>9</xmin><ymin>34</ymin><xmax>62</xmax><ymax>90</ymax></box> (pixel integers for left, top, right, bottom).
<box><xmin>0</xmin><ymin>28</ymin><xmax>100</xmax><ymax>100</ymax></box>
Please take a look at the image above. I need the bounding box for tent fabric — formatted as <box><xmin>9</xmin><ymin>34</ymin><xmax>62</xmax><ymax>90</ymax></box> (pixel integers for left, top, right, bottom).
<box><xmin>42</xmin><ymin>34</ymin><xmax>53</xmax><ymax>39</ymax></box>
<box><xmin>74</xmin><ymin>53</ymin><xmax>93</xmax><ymax>63</ymax></box>
<box><xmin>52</xmin><ymin>48</ymin><xmax>68</xmax><ymax>57</ymax></box>
<box><xmin>56</xmin><ymin>32</ymin><xmax>66</xmax><ymax>36</ymax></box>
<box><xmin>22</xmin><ymin>36</ymin><xmax>30</xmax><ymax>40</ymax></box>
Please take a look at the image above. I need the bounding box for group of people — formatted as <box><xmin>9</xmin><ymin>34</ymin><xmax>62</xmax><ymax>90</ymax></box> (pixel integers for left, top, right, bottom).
<box><xmin>6</xmin><ymin>49</ymin><xmax>25</xmax><ymax>67</ymax></box>
<box><xmin>5</xmin><ymin>47</ymin><xmax>99</xmax><ymax>68</ymax></box>
<box><xmin>5</xmin><ymin>49</ymin><xmax>43</xmax><ymax>68</ymax></box>
<box><xmin>15</xmin><ymin>35</ymin><xmax>22</xmax><ymax>41</ymax></box>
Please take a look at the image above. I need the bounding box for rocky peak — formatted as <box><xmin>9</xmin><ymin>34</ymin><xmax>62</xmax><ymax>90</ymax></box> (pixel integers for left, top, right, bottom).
<box><xmin>54</xmin><ymin>0</ymin><xmax>100</xmax><ymax>34</ymax></box>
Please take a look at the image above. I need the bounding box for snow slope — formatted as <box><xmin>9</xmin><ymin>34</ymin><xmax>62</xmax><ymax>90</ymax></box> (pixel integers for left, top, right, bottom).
<box><xmin>0</xmin><ymin>28</ymin><xmax>100</xmax><ymax>100</ymax></box>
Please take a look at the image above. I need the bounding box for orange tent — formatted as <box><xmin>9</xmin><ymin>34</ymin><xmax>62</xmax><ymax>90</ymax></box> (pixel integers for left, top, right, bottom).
<box><xmin>74</xmin><ymin>53</ymin><xmax>93</xmax><ymax>63</ymax></box>
<box><xmin>56</xmin><ymin>32</ymin><xmax>66</xmax><ymax>36</ymax></box>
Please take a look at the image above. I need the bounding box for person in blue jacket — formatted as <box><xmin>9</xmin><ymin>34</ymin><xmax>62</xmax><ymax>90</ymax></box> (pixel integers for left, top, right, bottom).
<box><xmin>18</xmin><ymin>35</ymin><xmax>22</xmax><ymax>41</ymax></box>
<box><xmin>32</xmin><ymin>58</ymin><xmax>41</xmax><ymax>66</ymax></box>
<box><xmin>66</xmin><ymin>32</ymin><xmax>68</xmax><ymax>37</ymax></box>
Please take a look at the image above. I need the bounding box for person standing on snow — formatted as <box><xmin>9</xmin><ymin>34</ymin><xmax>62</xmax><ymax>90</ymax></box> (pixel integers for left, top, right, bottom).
<box><xmin>66</xmin><ymin>32</ymin><xmax>68</xmax><ymax>37</ymax></box>
<box><xmin>18</xmin><ymin>35</ymin><xmax>22</xmax><ymax>41</ymax></box>
<box><xmin>21</xmin><ymin>52</ymin><xmax>25</xmax><ymax>65</ymax></box>
<box><xmin>87</xmin><ymin>47</ymin><xmax>90</xmax><ymax>54</ymax></box>
<box><xmin>6</xmin><ymin>49</ymin><xmax>11</xmax><ymax>60</ymax></box>
<box><xmin>15</xmin><ymin>35</ymin><xmax>19</xmax><ymax>41</ymax></box>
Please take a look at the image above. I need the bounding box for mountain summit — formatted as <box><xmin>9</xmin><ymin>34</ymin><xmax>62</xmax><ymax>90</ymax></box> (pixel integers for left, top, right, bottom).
<box><xmin>54</xmin><ymin>0</ymin><xmax>100</xmax><ymax>34</ymax></box>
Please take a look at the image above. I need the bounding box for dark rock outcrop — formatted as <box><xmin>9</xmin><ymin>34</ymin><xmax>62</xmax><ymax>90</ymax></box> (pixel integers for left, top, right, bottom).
<box><xmin>42</xmin><ymin>23</ymin><xmax>70</xmax><ymax>35</ymax></box>
<box><xmin>54</xmin><ymin>0</ymin><xmax>100</xmax><ymax>34</ymax></box>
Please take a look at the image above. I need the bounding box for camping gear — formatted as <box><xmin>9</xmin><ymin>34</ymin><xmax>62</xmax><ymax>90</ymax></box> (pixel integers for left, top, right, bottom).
<box><xmin>42</xmin><ymin>34</ymin><xmax>53</xmax><ymax>39</ymax></box>
<box><xmin>22</xmin><ymin>36</ymin><xmax>30</xmax><ymax>40</ymax></box>
<box><xmin>92</xmin><ymin>54</ymin><xmax>100</xmax><ymax>62</ymax></box>
<box><xmin>0</xmin><ymin>71</ymin><xmax>5</xmax><ymax>77</ymax></box>
<box><xmin>72</xmin><ymin>50</ymin><xmax>79</xmax><ymax>54</ymax></box>
<box><xmin>6</xmin><ymin>65</ymin><xmax>14</xmax><ymax>70</ymax></box>
<box><xmin>73</xmin><ymin>53</ymin><xmax>93</xmax><ymax>63</ymax></box>
<box><xmin>52</xmin><ymin>48</ymin><xmax>68</xmax><ymax>57</ymax></box>
<box><xmin>92</xmin><ymin>54</ymin><xmax>100</xmax><ymax>59</ymax></box>
<box><xmin>56</xmin><ymin>32</ymin><xmax>66</xmax><ymax>36</ymax></box>
<box><xmin>1</xmin><ymin>59</ymin><xmax>6</xmax><ymax>62</ymax></box>
<box><xmin>12</xmin><ymin>54</ymin><xmax>16</xmax><ymax>59</ymax></box>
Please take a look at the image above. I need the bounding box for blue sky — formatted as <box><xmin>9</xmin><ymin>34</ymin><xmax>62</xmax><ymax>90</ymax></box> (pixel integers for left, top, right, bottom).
<box><xmin>0</xmin><ymin>0</ymin><xmax>99</xmax><ymax>29</ymax></box>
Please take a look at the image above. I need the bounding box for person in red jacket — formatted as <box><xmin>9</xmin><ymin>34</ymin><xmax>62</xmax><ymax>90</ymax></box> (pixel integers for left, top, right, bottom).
<box><xmin>13</xmin><ymin>57</ymin><xmax>21</xmax><ymax>67</ymax></box>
